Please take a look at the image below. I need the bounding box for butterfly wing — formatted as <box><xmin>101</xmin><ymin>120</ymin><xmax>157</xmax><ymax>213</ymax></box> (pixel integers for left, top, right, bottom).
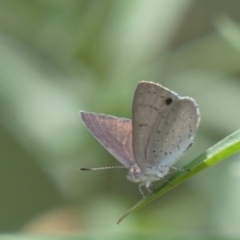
<box><xmin>80</xmin><ymin>111</ymin><xmax>135</xmax><ymax>167</ymax></box>
<box><xmin>132</xmin><ymin>81</ymin><xmax>200</xmax><ymax>171</ymax></box>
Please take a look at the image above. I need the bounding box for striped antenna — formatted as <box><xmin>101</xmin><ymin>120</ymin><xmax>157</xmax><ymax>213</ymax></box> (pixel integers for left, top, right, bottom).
<box><xmin>79</xmin><ymin>166</ymin><xmax>127</xmax><ymax>171</ymax></box>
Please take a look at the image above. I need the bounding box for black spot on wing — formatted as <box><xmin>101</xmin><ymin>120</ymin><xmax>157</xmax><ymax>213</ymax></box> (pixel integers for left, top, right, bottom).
<box><xmin>165</xmin><ymin>98</ymin><xmax>173</xmax><ymax>105</ymax></box>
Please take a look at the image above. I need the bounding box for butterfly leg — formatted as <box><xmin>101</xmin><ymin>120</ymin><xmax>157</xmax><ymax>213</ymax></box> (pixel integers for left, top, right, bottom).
<box><xmin>157</xmin><ymin>175</ymin><xmax>173</xmax><ymax>186</ymax></box>
<box><xmin>169</xmin><ymin>165</ymin><xmax>190</xmax><ymax>173</ymax></box>
<box><xmin>138</xmin><ymin>184</ymin><xmax>146</xmax><ymax>198</ymax></box>
<box><xmin>163</xmin><ymin>178</ymin><xmax>173</xmax><ymax>186</ymax></box>
<box><xmin>157</xmin><ymin>175</ymin><xmax>174</xmax><ymax>186</ymax></box>
<box><xmin>138</xmin><ymin>183</ymin><xmax>155</xmax><ymax>198</ymax></box>
<box><xmin>146</xmin><ymin>185</ymin><xmax>154</xmax><ymax>195</ymax></box>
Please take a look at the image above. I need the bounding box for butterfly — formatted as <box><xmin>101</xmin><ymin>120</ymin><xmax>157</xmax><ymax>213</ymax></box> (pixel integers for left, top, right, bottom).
<box><xmin>80</xmin><ymin>81</ymin><xmax>200</xmax><ymax>194</ymax></box>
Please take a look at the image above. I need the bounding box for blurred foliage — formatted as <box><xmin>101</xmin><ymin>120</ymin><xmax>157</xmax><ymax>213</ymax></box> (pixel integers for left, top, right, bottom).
<box><xmin>1</xmin><ymin>0</ymin><xmax>240</xmax><ymax>239</ymax></box>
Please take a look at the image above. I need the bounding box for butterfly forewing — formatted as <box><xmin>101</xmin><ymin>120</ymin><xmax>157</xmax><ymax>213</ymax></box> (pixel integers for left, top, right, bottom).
<box><xmin>80</xmin><ymin>112</ymin><xmax>135</xmax><ymax>167</ymax></box>
<box><xmin>132</xmin><ymin>81</ymin><xmax>200</xmax><ymax>170</ymax></box>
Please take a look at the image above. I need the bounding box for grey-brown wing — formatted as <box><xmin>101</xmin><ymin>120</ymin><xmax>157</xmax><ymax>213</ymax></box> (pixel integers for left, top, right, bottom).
<box><xmin>80</xmin><ymin>111</ymin><xmax>135</xmax><ymax>167</ymax></box>
<box><xmin>132</xmin><ymin>81</ymin><xmax>200</xmax><ymax>171</ymax></box>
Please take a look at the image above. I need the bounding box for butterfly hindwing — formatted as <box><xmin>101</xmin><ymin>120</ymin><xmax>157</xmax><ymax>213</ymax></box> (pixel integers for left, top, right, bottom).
<box><xmin>132</xmin><ymin>81</ymin><xmax>200</xmax><ymax>170</ymax></box>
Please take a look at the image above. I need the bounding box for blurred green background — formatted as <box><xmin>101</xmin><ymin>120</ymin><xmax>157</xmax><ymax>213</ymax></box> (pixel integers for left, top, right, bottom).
<box><xmin>1</xmin><ymin>0</ymin><xmax>240</xmax><ymax>238</ymax></box>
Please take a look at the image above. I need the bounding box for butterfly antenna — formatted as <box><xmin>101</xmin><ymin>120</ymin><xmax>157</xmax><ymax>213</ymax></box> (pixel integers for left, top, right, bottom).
<box><xmin>79</xmin><ymin>166</ymin><xmax>127</xmax><ymax>171</ymax></box>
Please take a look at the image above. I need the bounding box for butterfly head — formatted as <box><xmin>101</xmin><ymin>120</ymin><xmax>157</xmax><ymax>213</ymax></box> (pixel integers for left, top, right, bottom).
<box><xmin>127</xmin><ymin>163</ymin><xmax>170</xmax><ymax>187</ymax></box>
<box><xmin>127</xmin><ymin>165</ymin><xmax>143</xmax><ymax>183</ymax></box>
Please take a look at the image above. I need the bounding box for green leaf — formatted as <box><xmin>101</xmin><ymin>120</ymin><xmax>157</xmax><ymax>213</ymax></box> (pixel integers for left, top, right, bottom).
<box><xmin>117</xmin><ymin>129</ymin><xmax>240</xmax><ymax>224</ymax></box>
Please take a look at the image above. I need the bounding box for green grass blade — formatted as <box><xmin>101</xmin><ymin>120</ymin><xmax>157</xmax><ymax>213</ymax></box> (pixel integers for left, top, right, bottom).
<box><xmin>117</xmin><ymin>129</ymin><xmax>240</xmax><ymax>224</ymax></box>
